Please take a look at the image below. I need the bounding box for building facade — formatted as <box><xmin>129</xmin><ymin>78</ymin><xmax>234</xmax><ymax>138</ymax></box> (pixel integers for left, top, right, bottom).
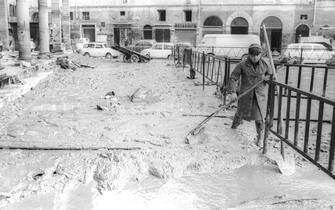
<box><xmin>1</xmin><ymin>0</ymin><xmax>335</xmax><ymax>51</ymax></box>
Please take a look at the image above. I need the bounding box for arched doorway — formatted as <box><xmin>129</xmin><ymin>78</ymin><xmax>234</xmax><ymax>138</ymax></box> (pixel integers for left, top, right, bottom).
<box><xmin>231</xmin><ymin>17</ymin><xmax>249</xmax><ymax>34</ymax></box>
<box><xmin>260</xmin><ymin>16</ymin><xmax>283</xmax><ymax>52</ymax></box>
<box><xmin>143</xmin><ymin>25</ymin><xmax>153</xmax><ymax>39</ymax></box>
<box><xmin>295</xmin><ymin>24</ymin><xmax>310</xmax><ymax>43</ymax></box>
<box><xmin>203</xmin><ymin>16</ymin><xmax>223</xmax><ymax>36</ymax></box>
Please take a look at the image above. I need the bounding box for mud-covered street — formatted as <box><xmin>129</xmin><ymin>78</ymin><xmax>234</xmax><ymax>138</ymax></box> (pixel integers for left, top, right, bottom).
<box><xmin>1</xmin><ymin>57</ymin><xmax>335</xmax><ymax>210</ymax></box>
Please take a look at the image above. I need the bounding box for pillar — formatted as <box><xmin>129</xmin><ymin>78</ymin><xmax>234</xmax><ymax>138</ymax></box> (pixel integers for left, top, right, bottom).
<box><xmin>0</xmin><ymin>0</ymin><xmax>9</xmax><ymax>50</ymax></box>
<box><xmin>38</xmin><ymin>0</ymin><xmax>49</xmax><ymax>55</ymax></box>
<box><xmin>61</xmin><ymin>0</ymin><xmax>71</xmax><ymax>50</ymax></box>
<box><xmin>17</xmin><ymin>0</ymin><xmax>31</xmax><ymax>60</ymax></box>
<box><xmin>51</xmin><ymin>0</ymin><xmax>62</xmax><ymax>51</ymax></box>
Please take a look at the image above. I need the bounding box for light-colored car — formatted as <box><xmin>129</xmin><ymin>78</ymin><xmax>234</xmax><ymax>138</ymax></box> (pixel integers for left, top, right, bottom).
<box><xmin>140</xmin><ymin>42</ymin><xmax>174</xmax><ymax>59</ymax></box>
<box><xmin>283</xmin><ymin>43</ymin><xmax>334</xmax><ymax>64</ymax></box>
<box><xmin>129</xmin><ymin>39</ymin><xmax>156</xmax><ymax>53</ymax></box>
<box><xmin>80</xmin><ymin>42</ymin><xmax>120</xmax><ymax>58</ymax></box>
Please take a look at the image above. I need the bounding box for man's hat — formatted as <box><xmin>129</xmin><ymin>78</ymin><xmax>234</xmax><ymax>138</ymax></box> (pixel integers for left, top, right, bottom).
<box><xmin>248</xmin><ymin>43</ymin><xmax>262</xmax><ymax>55</ymax></box>
<box><xmin>248</xmin><ymin>43</ymin><xmax>262</xmax><ymax>50</ymax></box>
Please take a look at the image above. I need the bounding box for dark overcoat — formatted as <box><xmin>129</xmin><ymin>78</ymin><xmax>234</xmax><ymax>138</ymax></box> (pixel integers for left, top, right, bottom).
<box><xmin>228</xmin><ymin>57</ymin><xmax>273</xmax><ymax>121</ymax></box>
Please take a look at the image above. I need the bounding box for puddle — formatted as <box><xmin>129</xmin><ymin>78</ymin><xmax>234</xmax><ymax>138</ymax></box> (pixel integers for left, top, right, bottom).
<box><xmin>91</xmin><ymin>164</ymin><xmax>335</xmax><ymax>210</ymax></box>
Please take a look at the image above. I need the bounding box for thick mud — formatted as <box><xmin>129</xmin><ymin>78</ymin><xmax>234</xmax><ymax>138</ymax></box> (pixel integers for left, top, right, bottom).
<box><xmin>0</xmin><ymin>56</ymin><xmax>335</xmax><ymax>209</ymax></box>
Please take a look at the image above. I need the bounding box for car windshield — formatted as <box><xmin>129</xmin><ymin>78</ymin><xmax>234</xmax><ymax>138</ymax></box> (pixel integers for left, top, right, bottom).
<box><xmin>103</xmin><ymin>44</ymin><xmax>108</xmax><ymax>48</ymax></box>
<box><xmin>153</xmin><ymin>44</ymin><xmax>163</xmax><ymax>49</ymax></box>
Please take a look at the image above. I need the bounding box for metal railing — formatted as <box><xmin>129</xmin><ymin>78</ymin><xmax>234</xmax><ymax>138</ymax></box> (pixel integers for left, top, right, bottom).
<box><xmin>180</xmin><ymin>48</ymin><xmax>335</xmax><ymax>180</ymax></box>
<box><xmin>265</xmin><ymin>80</ymin><xmax>335</xmax><ymax>179</ymax></box>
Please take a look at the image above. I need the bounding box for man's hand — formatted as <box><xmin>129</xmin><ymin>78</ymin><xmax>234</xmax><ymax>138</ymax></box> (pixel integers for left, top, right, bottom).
<box><xmin>262</xmin><ymin>75</ymin><xmax>271</xmax><ymax>81</ymax></box>
<box><xmin>228</xmin><ymin>93</ymin><xmax>238</xmax><ymax>102</ymax></box>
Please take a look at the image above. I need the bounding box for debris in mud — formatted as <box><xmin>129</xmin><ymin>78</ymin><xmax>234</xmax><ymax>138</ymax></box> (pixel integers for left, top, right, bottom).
<box><xmin>128</xmin><ymin>88</ymin><xmax>141</xmax><ymax>102</ymax></box>
<box><xmin>56</xmin><ymin>56</ymin><xmax>95</xmax><ymax>70</ymax></box>
<box><xmin>32</xmin><ymin>171</ymin><xmax>45</xmax><ymax>180</ymax></box>
<box><xmin>96</xmin><ymin>91</ymin><xmax>121</xmax><ymax>111</ymax></box>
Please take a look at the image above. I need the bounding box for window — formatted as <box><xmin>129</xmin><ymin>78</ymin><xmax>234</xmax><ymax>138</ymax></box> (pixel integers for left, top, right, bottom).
<box><xmin>70</xmin><ymin>12</ymin><xmax>73</xmax><ymax>20</ymax></box>
<box><xmin>300</xmin><ymin>14</ymin><xmax>308</xmax><ymax>20</ymax></box>
<box><xmin>9</xmin><ymin>4</ymin><xmax>16</xmax><ymax>17</ymax></box>
<box><xmin>101</xmin><ymin>22</ymin><xmax>105</xmax><ymax>27</ymax></box>
<box><xmin>120</xmin><ymin>11</ymin><xmax>125</xmax><ymax>16</ymax></box>
<box><xmin>158</xmin><ymin>10</ymin><xmax>166</xmax><ymax>21</ymax></box>
<box><xmin>87</xmin><ymin>43</ymin><xmax>95</xmax><ymax>48</ymax></box>
<box><xmin>82</xmin><ymin>12</ymin><xmax>90</xmax><ymax>20</ymax></box>
<box><xmin>184</xmin><ymin>10</ymin><xmax>192</xmax><ymax>22</ymax></box>
<box><xmin>96</xmin><ymin>44</ymin><xmax>103</xmax><ymax>48</ymax></box>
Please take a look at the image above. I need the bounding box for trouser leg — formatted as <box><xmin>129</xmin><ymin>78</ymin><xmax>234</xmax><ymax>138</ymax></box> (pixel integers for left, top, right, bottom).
<box><xmin>255</xmin><ymin>120</ymin><xmax>264</xmax><ymax>146</ymax></box>
<box><xmin>231</xmin><ymin>113</ymin><xmax>243</xmax><ymax>129</ymax></box>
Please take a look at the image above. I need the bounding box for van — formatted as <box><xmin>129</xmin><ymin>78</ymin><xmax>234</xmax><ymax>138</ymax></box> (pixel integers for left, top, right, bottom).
<box><xmin>283</xmin><ymin>43</ymin><xmax>334</xmax><ymax>64</ymax></box>
<box><xmin>197</xmin><ymin>34</ymin><xmax>261</xmax><ymax>60</ymax></box>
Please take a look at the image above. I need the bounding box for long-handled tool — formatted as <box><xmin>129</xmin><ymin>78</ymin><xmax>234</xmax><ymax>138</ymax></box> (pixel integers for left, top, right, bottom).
<box><xmin>262</xmin><ymin>24</ymin><xmax>295</xmax><ymax>175</ymax></box>
<box><xmin>185</xmin><ymin>79</ymin><xmax>264</xmax><ymax>144</ymax></box>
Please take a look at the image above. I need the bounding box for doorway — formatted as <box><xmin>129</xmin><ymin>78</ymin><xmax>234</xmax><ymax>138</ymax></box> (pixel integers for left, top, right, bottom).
<box><xmin>114</xmin><ymin>28</ymin><xmax>120</xmax><ymax>46</ymax></box>
<box><xmin>261</xmin><ymin>16</ymin><xmax>283</xmax><ymax>52</ymax></box>
<box><xmin>82</xmin><ymin>24</ymin><xmax>95</xmax><ymax>42</ymax></box>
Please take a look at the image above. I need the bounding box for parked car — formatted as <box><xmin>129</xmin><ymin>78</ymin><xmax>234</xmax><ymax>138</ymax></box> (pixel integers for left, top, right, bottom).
<box><xmin>283</xmin><ymin>43</ymin><xmax>334</xmax><ymax>64</ymax></box>
<box><xmin>129</xmin><ymin>39</ymin><xmax>156</xmax><ymax>53</ymax></box>
<box><xmin>197</xmin><ymin>34</ymin><xmax>261</xmax><ymax>60</ymax></box>
<box><xmin>80</xmin><ymin>42</ymin><xmax>120</xmax><ymax>58</ymax></box>
<box><xmin>140</xmin><ymin>42</ymin><xmax>174</xmax><ymax>59</ymax></box>
<box><xmin>0</xmin><ymin>41</ymin><xmax>3</xmax><ymax>52</ymax></box>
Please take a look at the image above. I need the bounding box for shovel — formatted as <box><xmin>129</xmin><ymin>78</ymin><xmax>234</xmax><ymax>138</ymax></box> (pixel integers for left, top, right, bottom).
<box><xmin>185</xmin><ymin>79</ymin><xmax>264</xmax><ymax>144</ymax></box>
<box><xmin>262</xmin><ymin>24</ymin><xmax>295</xmax><ymax>175</ymax></box>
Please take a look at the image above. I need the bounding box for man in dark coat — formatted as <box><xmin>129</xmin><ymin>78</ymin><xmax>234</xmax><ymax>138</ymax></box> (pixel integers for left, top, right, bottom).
<box><xmin>226</xmin><ymin>43</ymin><xmax>273</xmax><ymax>146</ymax></box>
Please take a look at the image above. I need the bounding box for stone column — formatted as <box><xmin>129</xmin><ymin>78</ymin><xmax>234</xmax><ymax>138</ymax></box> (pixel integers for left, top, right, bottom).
<box><xmin>38</xmin><ymin>0</ymin><xmax>49</xmax><ymax>55</ymax></box>
<box><xmin>17</xmin><ymin>0</ymin><xmax>31</xmax><ymax>60</ymax></box>
<box><xmin>0</xmin><ymin>0</ymin><xmax>9</xmax><ymax>50</ymax></box>
<box><xmin>61</xmin><ymin>0</ymin><xmax>71</xmax><ymax>50</ymax></box>
<box><xmin>51</xmin><ymin>0</ymin><xmax>62</xmax><ymax>51</ymax></box>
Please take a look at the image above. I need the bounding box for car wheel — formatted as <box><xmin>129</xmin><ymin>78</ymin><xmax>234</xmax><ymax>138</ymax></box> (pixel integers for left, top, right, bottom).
<box><xmin>130</xmin><ymin>54</ymin><xmax>139</xmax><ymax>63</ymax></box>
<box><xmin>167</xmin><ymin>55</ymin><xmax>171</xmax><ymax>60</ymax></box>
<box><xmin>123</xmin><ymin>54</ymin><xmax>131</xmax><ymax>63</ymax></box>
<box><xmin>84</xmin><ymin>52</ymin><xmax>90</xmax><ymax>57</ymax></box>
<box><xmin>105</xmin><ymin>53</ymin><xmax>112</xmax><ymax>59</ymax></box>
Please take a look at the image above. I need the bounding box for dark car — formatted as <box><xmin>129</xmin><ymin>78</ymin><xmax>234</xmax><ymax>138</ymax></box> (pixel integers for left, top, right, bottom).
<box><xmin>129</xmin><ymin>40</ymin><xmax>156</xmax><ymax>53</ymax></box>
<box><xmin>0</xmin><ymin>41</ymin><xmax>3</xmax><ymax>52</ymax></box>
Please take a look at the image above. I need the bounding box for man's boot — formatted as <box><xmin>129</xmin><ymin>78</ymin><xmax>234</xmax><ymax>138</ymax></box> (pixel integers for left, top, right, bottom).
<box><xmin>231</xmin><ymin>114</ymin><xmax>243</xmax><ymax>129</ymax></box>
<box><xmin>255</xmin><ymin>120</ymin><xmax>264</xmax><ymax>147</ymax></box>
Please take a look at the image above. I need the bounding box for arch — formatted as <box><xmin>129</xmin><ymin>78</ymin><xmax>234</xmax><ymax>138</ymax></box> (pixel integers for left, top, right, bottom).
<box><xmin>226</xmin><ymin>11</ymin><xmax>253</xmax><ymax>33</ymax></box>
<box><xmin>261</xmin><ymin>16</ymin><xmax>282</xmax><ymax>29</ymax></box>
<box><xmin>295</xmin><ymin>24</ymin><xmax>310</xmax><ymax>43</ymax></box>
<box><xmin>143</xmin><ymin>25</ymin><xmax>153</xmax><ymax>39</ymax></box>
<box><xmin>203</xmin><ymin>16</ymin><xmax>223</xmax><ymax>27</ymax></box>
<box><xmin>31</xmin><ymin>12</ymin><xmax>39</xmax><ymax>22</ymax></box>
<box><xmin>231</xmin><ymin>17</ymin><xmax>249</xmax><ymax>34</ymax></box>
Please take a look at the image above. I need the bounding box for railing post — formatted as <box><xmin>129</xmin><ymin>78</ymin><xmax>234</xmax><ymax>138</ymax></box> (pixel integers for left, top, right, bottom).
<box><xmin>263</xmin><ymin>79</ymin><xmax>273</xmax><ymax>154</ymax></box>
<box><xmin>202</xmin><ymin>52</ymin><xmax>205</xmax><ymax>91</ymax></box>
<box><xmin>300</xmin><ymin>48</ymin><xmax>303</xmax><ymax>64</ymax></box>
